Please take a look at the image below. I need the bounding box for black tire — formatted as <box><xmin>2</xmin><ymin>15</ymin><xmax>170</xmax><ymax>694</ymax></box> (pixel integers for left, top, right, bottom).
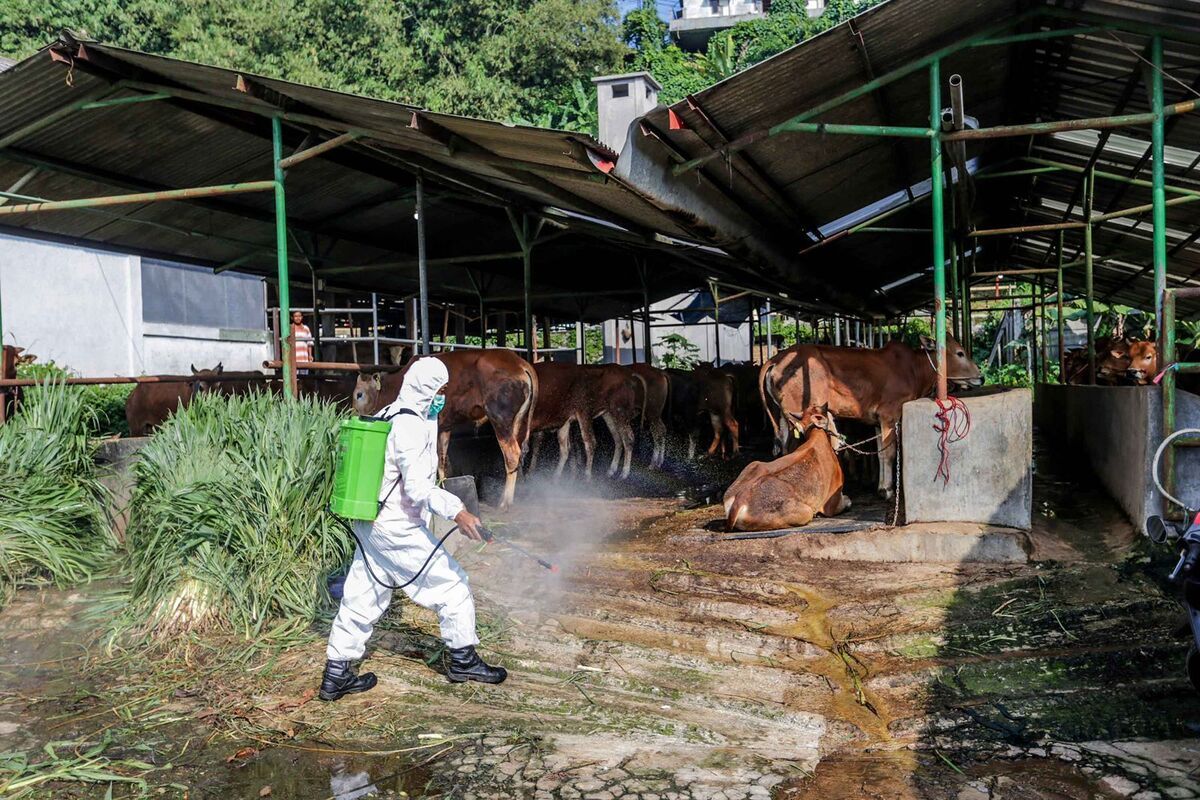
<box><xmin>1187</xmin><ymin>642</ymin><xmax>1200</xmax><ymax>692</ymax></box>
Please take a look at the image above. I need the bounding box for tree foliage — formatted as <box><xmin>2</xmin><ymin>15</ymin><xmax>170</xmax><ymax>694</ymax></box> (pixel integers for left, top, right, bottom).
<box><xmin>0</xmin><ymin>0</ymin><xmax>887</xmax><ymax>134</ymax></box>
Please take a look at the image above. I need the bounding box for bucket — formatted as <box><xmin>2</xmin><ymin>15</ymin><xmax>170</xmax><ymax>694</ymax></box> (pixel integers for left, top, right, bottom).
<box><xmin>330</xmin><ymin>417</ymin><xmax>392</xmax><ymax>520</ymax></box>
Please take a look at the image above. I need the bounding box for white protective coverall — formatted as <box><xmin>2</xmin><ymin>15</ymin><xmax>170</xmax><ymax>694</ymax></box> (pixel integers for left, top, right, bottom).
<box><xmin>327</xmin><ymin>357</ymin><xmax>478</xmax><ymax>660</ymax></box>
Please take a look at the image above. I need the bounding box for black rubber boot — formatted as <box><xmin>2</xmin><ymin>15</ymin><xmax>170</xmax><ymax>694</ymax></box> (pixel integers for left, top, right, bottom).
<box><xmin>319</xmin><ymin>660</ymin><xmax>378</xmax><ymax>701</ymax></box>
<box><xmin>445</xmin><ymin>646</ymin><xmax>508</xmax><ymax>684</ymax></box>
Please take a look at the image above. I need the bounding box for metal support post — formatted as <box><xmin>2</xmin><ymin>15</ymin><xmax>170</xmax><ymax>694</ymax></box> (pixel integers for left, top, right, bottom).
<box><xmin>710</xmin><ymin>282</ymin><xmax>722</xmax><ymax>365</ymax></box>
<box><xmin>416</xmin><ymin>172</ymin><xmax>431</xmax><ymax>355</ymax></box>
<box><xmin>1039</xmin><ymin>280</ymin><xmax>1049</xmax><ymax>383</ymax></box>
<box><xmin>1057</xmin><ymin>232</ymin><xmax>1066</xmax><ymax>383</ymax></box>
<box><xmin>1151</xmin><ymin>35</ymin><xmax>1168</xmax><ymax>335</ymax></box>
<box><xmin>1084</xmin><ymin>168</ymin><xmax>1096</xmax><ymax>384</ymax></box>
<box><xmin>271</xmin><ymin>118</ymin><xmax>295</xmax><ymax>397</ymax></box>
<box><xmin>930</xmin><ymin>60</ymin><xmax>948</xmax><ymax>401</ymax></box>
<box><xmin>369</xmin><ymin>292</ymin><xmax>380</xmax><ymax>364</ymax></box>
<box><xmin>950</xmin><ymin>238</ymin><xmax>960</xmax><ymax>342</ymax></box>
<box><xmin>834</xmin><ymin>316</ymin><xmax>842</xmax><ymax>345</ymax></box>
<box><xmin>523</xmin><ymin>222</ymin><xmax>533</xmax><ymax>363</ymax></box>
<box><xmin>576</xmin><ymin>321</ymin><xmax>584</xmax><ymax>365</ymax></box>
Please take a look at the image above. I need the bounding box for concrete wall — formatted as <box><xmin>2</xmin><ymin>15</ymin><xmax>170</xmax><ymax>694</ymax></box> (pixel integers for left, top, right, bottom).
<box><xmin>0</xmin><ymin>233</ymin><xmax>269</xmax><ymax>376</ymax></box>
<box><xmin>1035</xmin><ymin>384</ymin><xmax>1200</xmax><ymax>534</ymax></box>
<box><xmin>902</xmin><ymin>389</ymin><xmax>1033</xmax><ymax>530</ymax></box>
<box><xmin>0</xmin><ymin>233</ymin><xmax>144</xmax><ymax>375</ymax></box>
<box><xmin>142</xmin><ymin>322</ymin><xmax>271</xmax><ymax>375</ymax></box>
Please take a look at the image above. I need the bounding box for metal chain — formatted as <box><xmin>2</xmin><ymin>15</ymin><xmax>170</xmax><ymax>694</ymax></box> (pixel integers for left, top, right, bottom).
<box><xmin>890</xmin><ymin>420</ymin><xmax>902</xmax><ymax>527</ymax></box>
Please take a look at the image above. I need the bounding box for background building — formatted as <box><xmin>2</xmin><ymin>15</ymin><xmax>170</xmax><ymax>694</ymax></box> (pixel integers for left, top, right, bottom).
<box><xmin>0</xmin><ymin>233</ymin><xmax>270</xmax><ymax>376</ymax></box>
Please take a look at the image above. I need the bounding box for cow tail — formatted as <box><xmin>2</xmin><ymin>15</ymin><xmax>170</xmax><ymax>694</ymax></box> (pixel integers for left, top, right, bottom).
<box><xmin>515</xmin><ymin>364</ymin><xmax>537</xmax><ymax>446</ymax></box>
<box><xmin>759</xmin><ymin>361</ymin><xmax>781</xmax><ymax>439</ymax></box>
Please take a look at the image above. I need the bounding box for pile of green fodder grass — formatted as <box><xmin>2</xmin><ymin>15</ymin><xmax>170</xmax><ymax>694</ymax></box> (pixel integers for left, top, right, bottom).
<box><xmin>122</xmin><ymin>390</ymin><xmax>352</xmax><ymax>643</ymax></box>
<box><xmin>0</xmin><ymin>379</ymin><xmax>113</xmax><ymax>603</ymax></box>
<box><xmin>17</xmin><ymin>361</ymin><xmax>134</xmax><ymax>437</ymax></box>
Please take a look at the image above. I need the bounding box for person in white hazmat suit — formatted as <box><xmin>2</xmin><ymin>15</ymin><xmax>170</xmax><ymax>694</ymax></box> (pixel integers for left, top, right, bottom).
<box><xmin>321</xmin><ymin>357</ymin><xmax>507</xmax><ymax>701</ymax></box>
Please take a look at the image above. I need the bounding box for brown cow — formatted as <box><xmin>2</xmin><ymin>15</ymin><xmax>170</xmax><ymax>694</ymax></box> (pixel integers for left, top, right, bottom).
<box><xmin>722</xmin><ymin>405</ymin><xmax>849</xmax><ymax>531</ymax></box>
<box><xmin>524</xmin><ymin>363</ymin><xmax>644</xmax><ymax>479</ymax></box>
<box><xmin>125</xmin><ymin>378</ymin><xmax>194</xmax><ymax>436</ymax></box>
<box><xmin>1066</xmin><ymin>337</ymin><xmax>1131</xmax><ymax>385</ymax></box>
<box><xmin>760</xmin><ymin>335</ymin><xmax>980</xmax><ymax>499</ymax></box>
<box><xmin>667</xmin><ymin>366</ymin><xmax>740</xmax><ymax>459</ymax></box>
<box><xmin>626</xmin><ymin>363</ymin><xmax>669</xmax><ymax>469</ymax></box>
<box><xmin>353</xmin><ymin>350</ymin><xmax>537</xmax><ymax>509</ymax></box>
<box><xmin>525</xmin><ymin>362</ymin><xmax>595</xmax><ymax>478</ymax></box>
<box><xmin>1126</xmin><ymin>340</ymin><xmax>1160</xmax><ymax>384</ymax></box>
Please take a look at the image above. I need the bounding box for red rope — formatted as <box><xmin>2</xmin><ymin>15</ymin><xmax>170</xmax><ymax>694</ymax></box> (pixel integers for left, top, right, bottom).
<box><xmin>932</xmin><ymin>396</ymin><xmax>971</xmax><ymax>485</ymax></box>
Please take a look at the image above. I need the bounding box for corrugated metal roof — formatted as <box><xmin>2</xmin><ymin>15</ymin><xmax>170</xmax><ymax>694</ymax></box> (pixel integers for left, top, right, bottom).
<box><xmin>0</xmin><ymin>33</ymin><xmax>754</xmax><ymax>322</ymax></box>
<box><xmin>642</xmin><ymin>0</ymin><xmax>1200</xmax><ymax>318</ymax></box>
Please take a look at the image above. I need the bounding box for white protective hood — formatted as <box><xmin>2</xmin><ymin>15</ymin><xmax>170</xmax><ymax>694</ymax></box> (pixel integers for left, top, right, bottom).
<box><xmin>384</xmin><ymin>357</ymin><xmax>449</xmax><ymax>418</ymax></box>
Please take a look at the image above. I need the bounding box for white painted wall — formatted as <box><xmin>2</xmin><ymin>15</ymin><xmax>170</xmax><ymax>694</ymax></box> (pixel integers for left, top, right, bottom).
<box><xmin>0</xmin><ymin>233</ymin><xmax>145</xmax><ymax>375</ymax></box>
<box><xmin>0</xmin><ymin>233</ymin><xmax>269</xmax><ymax>377</ymax></box>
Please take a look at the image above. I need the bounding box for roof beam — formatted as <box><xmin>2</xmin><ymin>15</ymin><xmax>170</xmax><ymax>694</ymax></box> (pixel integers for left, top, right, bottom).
<box><xmin>680</xmin><ymin>94</ymin><xmax>825</xmax><ymax>242</ymax></box>
<box><xmin>847</xmin><ymin>18</ymin><xmax>917</xmax><ymax>203</ymax></box>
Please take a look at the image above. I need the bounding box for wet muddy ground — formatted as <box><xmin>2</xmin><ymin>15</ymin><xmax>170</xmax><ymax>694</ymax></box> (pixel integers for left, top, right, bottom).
<box><xmin>2</xmin><ymin>436</ymin><xmax>1199</xmax><ymax>798</ymax></box>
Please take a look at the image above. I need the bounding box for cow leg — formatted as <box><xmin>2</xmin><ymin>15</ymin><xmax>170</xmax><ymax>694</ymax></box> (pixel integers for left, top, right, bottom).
<box><xmin>497</xmin><ymin>438</ymin><xmax>521</xmax><ymax>510</ymax></box>
<box><xmin>725</xmin><ymin>414</ymin><xmax>740</xmax><ymax>458</ymax></box>
<box><xmin>554</xmin><ymin>421</ymin><xmax>573</xmax><ymax>477</ymax></box>
<box><xmin>822</xmin><ymin>491</ymin><xmax>852</xmax><ymax>517</ymax></box>
<box><xmin>577</xmin><ymin>414</ymin><xmax>597</xmax><ymax>480</ymax></box>
<box><xmin>618</xmin><ymin>419</ymin><xmax>634</xmax><ymax>479</ymax></box>
<box><xmin>687</xmin><ymin>430</ymin><xmax>697</xmax><ymax>461</ymax></box>
<box><xmin>650</xmin><ymin>418</ymin><xmax>667</xmax><ymax>468</ymax></box>
<box><xmin>438</xmin><ymin>429</ymin><xmax>452</xmax><ymax>482</ymax></box>
<box><xmin>877</xmin><ymin>420</ymin><xmax>898</xmax><ymax>500</ymax></box>
<box><xmin>706</xmin><ymin>413</ymin><xmax>722</xmax><ymax>456</ymax></box>
<box><xmin>601</xmin><ymin>414</ymin><xmax>622</xmax><ymax>477</ymax></box>
<box><xmin>527</xmin><ymin>431</ymin><xmax>544</xmax><ymax>474</ymax></box>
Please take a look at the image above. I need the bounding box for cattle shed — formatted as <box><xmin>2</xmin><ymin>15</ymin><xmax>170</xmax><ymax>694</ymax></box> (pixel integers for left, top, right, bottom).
<box><xmin>616</xmin><ymin>0</ymin><xmax>1200</xmax><ymax>528</ymax></box>
<box><xmin>1</xmin><ymin>1</ymin><xmax>1200</xmax><ymax>525</ymax></box>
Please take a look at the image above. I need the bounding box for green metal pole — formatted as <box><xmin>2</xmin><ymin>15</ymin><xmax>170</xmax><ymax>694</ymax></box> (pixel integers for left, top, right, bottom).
<box><xmin>523</xmin><ymin>216</ymin><xmax>533</xmax><ymax>364</ymax></box>
<box><xmin>1152</xmin><ymin>35</ymin><xmax>1168</xmax><ymax>336</ymax></box>
<box><xmin>950</xmin><ymin>238</ymin><xmax>960</xmax><ymax>344</ymax></box>
<box><xmin>1084</xmin><ymin>168</ymin><xmax>1096</xmax><ymax>385</ymax></box>
<box><xmin>272</xmin><ymin>117</ymin><xmax>294</xmax><ymax>398</ymax></box>
<box><xmin>1165</xmin><ymin>288</ymin><xmax>1178</xmax><ymax>516</ymax></box>
<box><xmin>931</xmin><ymin>60</ymin><xmax>948</xmax><ymax>401</ymax></box>
<box><xmin>1057</xmin><ymin>231</ymin><xmax>1065</xmax><ymax>383</ymax></box>
<box><xmin>1039</xmin><ymin>277</ymin><xmax>1049</xmax><ymax>383</ymax></box>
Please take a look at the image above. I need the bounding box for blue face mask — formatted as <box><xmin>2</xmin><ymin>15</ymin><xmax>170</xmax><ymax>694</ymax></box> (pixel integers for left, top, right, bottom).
<box><xmin>428</xmin><ymin>394</ymin><xmax>447</xmax><ymax>418</ymax></box>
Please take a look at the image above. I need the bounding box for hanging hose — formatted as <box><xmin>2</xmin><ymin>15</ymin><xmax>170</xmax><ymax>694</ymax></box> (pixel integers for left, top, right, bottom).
<box><xmin>1152</xmin><ymin>428</ymin><xmax>1200</xmax><ymax>514</ymax></box>
<box><xmin>932</xmin><ymin>396</ymin><xmax>972</xmax><ymax>485</ymax></box>
<box><xmin>334</xmin><ymin>516</ymin><xmax>460</xmax><ymax>591</ymax></box>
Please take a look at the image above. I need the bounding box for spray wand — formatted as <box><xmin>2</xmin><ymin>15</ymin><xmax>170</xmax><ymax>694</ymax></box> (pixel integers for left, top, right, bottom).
<box><xmin>480</xmin><ymin>525</ymin><xmax>559</xmax><ymax>573</ymax></box>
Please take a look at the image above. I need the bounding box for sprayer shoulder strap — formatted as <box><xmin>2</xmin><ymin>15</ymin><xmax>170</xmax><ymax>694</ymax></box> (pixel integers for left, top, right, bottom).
<box><xmin>377</xmin><ymin>407</ymin><xmax>423</xmax><ymax>512</ymax></box>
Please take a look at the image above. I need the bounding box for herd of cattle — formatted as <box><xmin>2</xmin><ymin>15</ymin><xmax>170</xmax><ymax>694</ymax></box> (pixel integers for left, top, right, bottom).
<box><xmin>115</xmin><ymin>334</ymin><xmax>986</xmax><ymax>531</ymax></box>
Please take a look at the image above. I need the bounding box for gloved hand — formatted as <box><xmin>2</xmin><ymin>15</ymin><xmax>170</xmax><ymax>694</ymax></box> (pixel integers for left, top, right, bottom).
<box><xmin>454</xmin><ymin>509</ymin><xmax>484</xmax><ymax>541</ymax></box>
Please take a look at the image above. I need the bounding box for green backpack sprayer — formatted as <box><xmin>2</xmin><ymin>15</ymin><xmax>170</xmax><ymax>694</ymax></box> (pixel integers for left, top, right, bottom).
<box><xmin>327</xmin><ymin>414</ymin><xmax>557</xmax><ymax>601</ymax></box>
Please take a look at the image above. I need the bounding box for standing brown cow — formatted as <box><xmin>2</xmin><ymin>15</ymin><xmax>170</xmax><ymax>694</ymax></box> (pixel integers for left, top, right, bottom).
<box><xmin>125</xmin><ymin>378</ymin><xmax>194</xmax><ymax>436</ymax></box>
<box><xmin>760</xmin><ymin>336</ymin><xmax>980</xmax><ymax>499</ymax></box>
<box><xmin>723</xmin><ymin>405</ymin><xmax>849</xmax><ymax>531</ymax></box>
<box><xmin>353</xmin><ymin>350</ymin><xmax>537</xmax><ymax>509</ymax></box>
<box><xmin>626</xmin><ymin>363</ymin><xmax>668</xmax><ymax>469</ymax></box>
<box><xmin>524</xmin><ymin>363</ymin><xmax>644</xmax><ymax>480</ymax></box>
<box><xmin>667</xmin><ymin>366</ymin><xmax>740</xmax><ymax>459</ymax></box>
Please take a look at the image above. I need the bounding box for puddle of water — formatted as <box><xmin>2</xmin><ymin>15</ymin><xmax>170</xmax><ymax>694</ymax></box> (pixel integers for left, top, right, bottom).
<box><xmin>201</xmin><ymin>747</ymin><xmax>438</xmax><ymax>800</ymax></box>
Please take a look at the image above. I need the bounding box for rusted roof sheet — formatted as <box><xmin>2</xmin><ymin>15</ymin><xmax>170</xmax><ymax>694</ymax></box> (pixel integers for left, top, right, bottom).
<box><xmin>0</xmin><ymin>34</ymin><xmax>751</xmax><ymax>322</ymax></box>
<box><xmin>642</xmin><ymin>0</ymin><xmax>1200</xmax><ymax>318</ymax></box>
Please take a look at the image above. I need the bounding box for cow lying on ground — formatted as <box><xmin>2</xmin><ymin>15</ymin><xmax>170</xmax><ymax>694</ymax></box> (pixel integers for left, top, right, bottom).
<box><xmin>524</xmin><ymin>363</ymin><xmax>644</xmax><ymax>480</ymax></box>
<box><xmin>760</xmin><ymin>335</ymin><xmax>981</xmax><ymax>499</ymax></box>
<box><xmin>627</xmin><ymin>363</ymin><xmax>668</xmax><ymax>469</ymax></box>
<box><xmin>722</xmin><ymin>404</ymin><xmax>849</xmax><ymax>531</ymax></box>
<box><xmin>667</xmin><ymin>366</ymin><xmax>740</xmax><ymax>459</ymax></box>
<box><xmin>1065</xmin><ymin>337</ymin><xmax>1132</xmax><ymax>384</ymax></box>
<box><xmin>353</xmin><ymin>350</ymin><xmax>537</xmax><ymax>509</ymax></box>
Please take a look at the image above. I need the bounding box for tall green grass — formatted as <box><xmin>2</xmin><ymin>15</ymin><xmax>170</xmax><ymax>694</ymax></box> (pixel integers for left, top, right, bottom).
<box><xmin>123</xmin><ymin>391</ymin><xmax>351</xmax><ymax>641</ymax></box>
<box><xmin>16</xmin><ymin>361</ymin><xmax>133</xmax><ymax>437</ymax></box>
<box><xmin>0</xmin><ymin>380</ymin><xmax>112</xmax><ymax>600</ymax></box>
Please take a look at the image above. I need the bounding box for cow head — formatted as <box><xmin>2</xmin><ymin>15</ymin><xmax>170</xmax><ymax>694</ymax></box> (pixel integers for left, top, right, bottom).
<box><xmin>919</xmin><ymin>335</ymin><xmax>982</xmax><ymax>389</ymax></box>
<box><xmin>1125</xmin><ymin>341</ymin><xmax>1159</xmax><ymax>385</ymax></box>
<box><xmin>1096</xmin><ymin>339</ymin><xmax>1132</xmax><ymax>384</ymax></box>
<box><xmin>353</xmin><ymin>372</ymin><xmax>383</xmax><ymax>416</ymax></box>
<box><xmin>786</xmin><ymin>404</ymin><xmax>839</xmax><ymax>442</ymax></box>
<box><xmin>190</xmin><ymin>362</ymin><xmax>225</xmax><ymax>393</ymax></box>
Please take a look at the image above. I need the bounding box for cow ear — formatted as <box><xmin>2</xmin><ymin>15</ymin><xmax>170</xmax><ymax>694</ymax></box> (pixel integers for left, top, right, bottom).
<box><xmin>919</xmin><ymin>334</ymin><xmax>935</xmax><ymax>351</ymax></box>
<box><xmin>217</xmin><ymin>364</ymin><xmax>224</xmax><ymax>374</ymax></box>
<box><xmin>372</xmin><ymin>373</ymin><xmax>382</xmax><ymax>389</ymax></box>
